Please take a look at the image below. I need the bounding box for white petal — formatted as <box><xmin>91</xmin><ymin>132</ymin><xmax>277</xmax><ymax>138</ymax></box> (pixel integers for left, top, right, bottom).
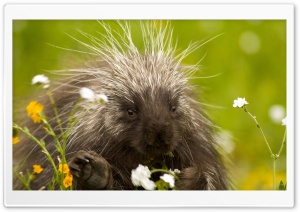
<box><xmin>131</xmin><ymin>164</ymin><xmax>152</xmax><ymax>187</ymax></box>
<box><xmin>233</xmin><ymin>97</ymin><xmax>248</xmax><ymax>108</ymax></box>
<box><xmin>242</xmin><ymin>98</ymin><xmax>249</xmax><ymax>105</ymax></box>
<box><xmin>160</xmin><ymin>174</ymin><xmax>175</xmax><ymax>188</ymax></box>
<box><xmin>32</xmin><ymin>74</ymin><xmax>50</xmax><ymax>85</ymax></box>
<box><xmin>233</xmin><ymin>100</ymin><xmax>238</xmax><ymax>107</ymax></box>
<box><xmin>169</xmin><ymin>169</ymin><xmax>181</xmax><ymax>174</ymax></box>
<box><xmin>173</xmin><ymin>169</ymin><xmax>181</xmax><ymax>174</ymax></box>
<box><xmin>131</xmin><ymin>170</ymin><xmax>142</xmax><ymax>186</ymax></box>
<box><xmin>95</xmin><ymin>94</ymin><xmax>109</xmax><ymax>103</ymax></box>
<box><xmin>79</xmin><ymin>87</ymin><xmax>96</xmax><ymax>101</ymax></box>
<box><xmin>135</xmin><ymin>165</ymin><xmax>150</xmax><ymax>177</ymax></box>
<box><xmin>43</xmin><ymin>84</ymin><xmax>50</xmax><ymax>89</ymax></box>
<box><xmin>140</xmin><ymin>179</ymin><xmax>156</xmax><ymax>190</ymax></box>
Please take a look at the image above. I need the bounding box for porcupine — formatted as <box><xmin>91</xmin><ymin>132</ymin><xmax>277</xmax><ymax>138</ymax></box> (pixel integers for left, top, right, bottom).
<box><xmin>13</xmin><ymin>21</ymin><xmax>230</xmax><ymax>190</ymax></box>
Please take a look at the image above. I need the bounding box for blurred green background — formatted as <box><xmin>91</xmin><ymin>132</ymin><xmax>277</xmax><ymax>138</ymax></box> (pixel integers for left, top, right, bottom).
<box><xmin>13</xmin><ymin>20</ymin><xmax>286</xmax><ymax>190</ymax></box>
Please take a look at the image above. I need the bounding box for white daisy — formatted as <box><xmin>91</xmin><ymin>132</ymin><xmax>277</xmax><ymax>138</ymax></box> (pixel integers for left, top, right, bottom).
<box><xmin>233</xmin><ymin>97</ymin><xmax>248</xmax><ymax>108</ymax></box>
<box><xmin>131</xmin><ymin>164</ymin><xmax>156</xmax><ymax>190</ymax></box>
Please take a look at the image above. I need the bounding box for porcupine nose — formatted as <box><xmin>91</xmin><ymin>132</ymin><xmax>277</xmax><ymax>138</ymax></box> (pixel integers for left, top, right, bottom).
<box><xmin>155</xmin><ymin>131</ymin><xmax>165</xmax><ymax>147</ymax></box>
<box><xmin>150</xmin><ymin>122</ymin><xmax>172</xmax><ymax>147</ymax></box>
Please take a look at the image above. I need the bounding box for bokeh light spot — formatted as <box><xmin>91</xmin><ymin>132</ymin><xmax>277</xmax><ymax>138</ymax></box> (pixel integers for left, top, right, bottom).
<box><xmin>269</xmin><ymin>105</ymin><xmax>285</xmax><ymax>124</ymax></box>
<box><xmin>239</xmin><ymin>31</ymin><xmax>261</xmax><ymax>54</ymax></box>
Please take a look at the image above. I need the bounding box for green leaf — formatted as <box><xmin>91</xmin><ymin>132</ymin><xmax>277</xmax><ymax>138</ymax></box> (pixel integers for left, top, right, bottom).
<box><xmin>166</xmin><ymin>152</ymin><xmax>174</xmax><ymax>157</ymax></box>
<box><xmin>48</xmin><ymin>182</ymin><xmax>54</xmax><ymax>190</ymax></box>
<box><xmin>155</xmin><ymin>179</ymin><xmax>170</xmax><ymax>190</ymax></box>
<box><xmin>278</xmin><ymin>180</ymin><xmax>286</xmax><ymax>190</ymax></box>
<box><xmin>161</xmin><ymin>161</ymin><xmax>168</xmax><ymax>170</ymax></box>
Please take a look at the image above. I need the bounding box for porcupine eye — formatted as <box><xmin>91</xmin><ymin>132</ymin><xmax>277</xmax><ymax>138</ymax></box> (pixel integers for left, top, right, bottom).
<box><xmin>171</xmin><ymin>106</ymin><xmax>176</xmax><ymax>112</ymax></box>
<box><xmin>127</xmin><ymin>109</ymin><xmax>134</xmax><ymax>116</ymax></box>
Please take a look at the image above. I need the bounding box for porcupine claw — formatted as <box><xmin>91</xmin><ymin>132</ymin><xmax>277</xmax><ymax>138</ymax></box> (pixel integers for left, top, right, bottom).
<box><xmin>68</xmin><ymin>150</ymin><xmax>113</xmax><ymax>190</ymax></box>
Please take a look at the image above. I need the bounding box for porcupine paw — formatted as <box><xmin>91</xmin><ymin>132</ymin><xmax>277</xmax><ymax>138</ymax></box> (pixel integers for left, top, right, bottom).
<box><xmin>175</xmin><ymin>167</ymin><xmax>210</xmax><ymax>190</ymax></box>
<box><xmin>68</xmin><ymin>150</ymin><xmax>113</xmax><ymax>190</ymax></box>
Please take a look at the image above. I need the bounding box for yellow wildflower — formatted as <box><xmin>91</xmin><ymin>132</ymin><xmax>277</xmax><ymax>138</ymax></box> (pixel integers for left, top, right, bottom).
<box><xmin>33</xmin><ymin>164</ymin><xmax>44</xmax><ymax>174</ymax></box>
<box><xmin>59</xmin><ymin>163</ymin><xmax>70</xmax><ymax>174</ymax></box>
<box><xmin>26</xmin><ymin>101</ymin><xmax>44</xmax><ymax>123</ymax></box>
<box><xmin>13</xmin><ymin>136</ymin><xmax>20</xmax><ymax>144</ymax></box>
<box><xmin>63</xmin><ymin>173</ymin><xmax>73</xmax><ymax>188</ymax></box>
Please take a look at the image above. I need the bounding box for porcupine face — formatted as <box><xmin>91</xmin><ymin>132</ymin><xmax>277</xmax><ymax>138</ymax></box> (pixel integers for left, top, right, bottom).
<box><xmin>99</xmin><ymin>51</ymin><xmax>188</xmax><ymax>158</ymax></box>
<box><xmin>113</xmin><ymin>85</ymin><xmax>182</xmax><ymax>157</ymax></box>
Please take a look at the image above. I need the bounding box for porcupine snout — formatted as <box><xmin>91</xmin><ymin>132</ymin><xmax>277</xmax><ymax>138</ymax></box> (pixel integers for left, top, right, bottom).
<box><xmin>145</xmin><ymin>120</ymin><xmax>172</xmax><ymax>147</ymax></box>
<box><xmin>140</xmin><ymin>99</ymin><xmax>175</xmax><ymax>156</ymax></box>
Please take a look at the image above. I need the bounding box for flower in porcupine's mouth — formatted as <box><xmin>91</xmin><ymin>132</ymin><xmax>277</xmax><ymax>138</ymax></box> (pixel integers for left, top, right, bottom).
<box><xmin>131</xmin><ymin>164</ymin><xmax>156</xmax><ymax>190</ymax></box>
<box><xmin>160</xmin><ymin>173</ymin><xmax>175</xmax><ymax>188</ymax></box>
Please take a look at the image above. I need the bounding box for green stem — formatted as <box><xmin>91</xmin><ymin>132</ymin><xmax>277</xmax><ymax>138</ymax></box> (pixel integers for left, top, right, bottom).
<box><xmin>273</xmin><ymin>158</ymin><xmax>276</xmax><ymax>190</ymax></box>
<box><xmin>13</xmin><ymin>169</ymin><xmax>31</xmax><ymax>190</ymax></box>
<box><xmin>271</xmin><ymin>128</ymin><xmax>286</xmax><ymax>191</ymax></box>
<box><xmin>61</xmin><ymin>102</ymin><xmax>82</xmax><ymax>163</ymax></box>
<box><xmin>41</xmin><ymin>117</ymin><xmax>63</xmax><ymax>153</ymax></box>
<box><xmin>13</xmin><ymin>124</ymin><xmax>58</xmax><ymax>175</ymax></box>
<box><xmin>277</xmin><ymin>128</ymin><xmax>286</xmax><ymax>158</ymax></box>
<box><xmin>243</xmin><ymin>106</ymin><xmax>277</xmax><ymax>190</ymax></box>
<box><xmin>150</xmin><ymin>169</ymin><xmax>179</xmax><ymax>180</ymax></box>
<box><xmin>60</xmin><ymin>163</ymin><xmax>66</xmax><ymax>190</ymax></box>
<box><xmin>244</xmin><ymin>107</ymin><xmax>274</xmax><ymax>156</ymax></box>
<box><xmin>47</xmin><ymin>92</ymin><xmax>64</xmax><ymax>135</ymax></box>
